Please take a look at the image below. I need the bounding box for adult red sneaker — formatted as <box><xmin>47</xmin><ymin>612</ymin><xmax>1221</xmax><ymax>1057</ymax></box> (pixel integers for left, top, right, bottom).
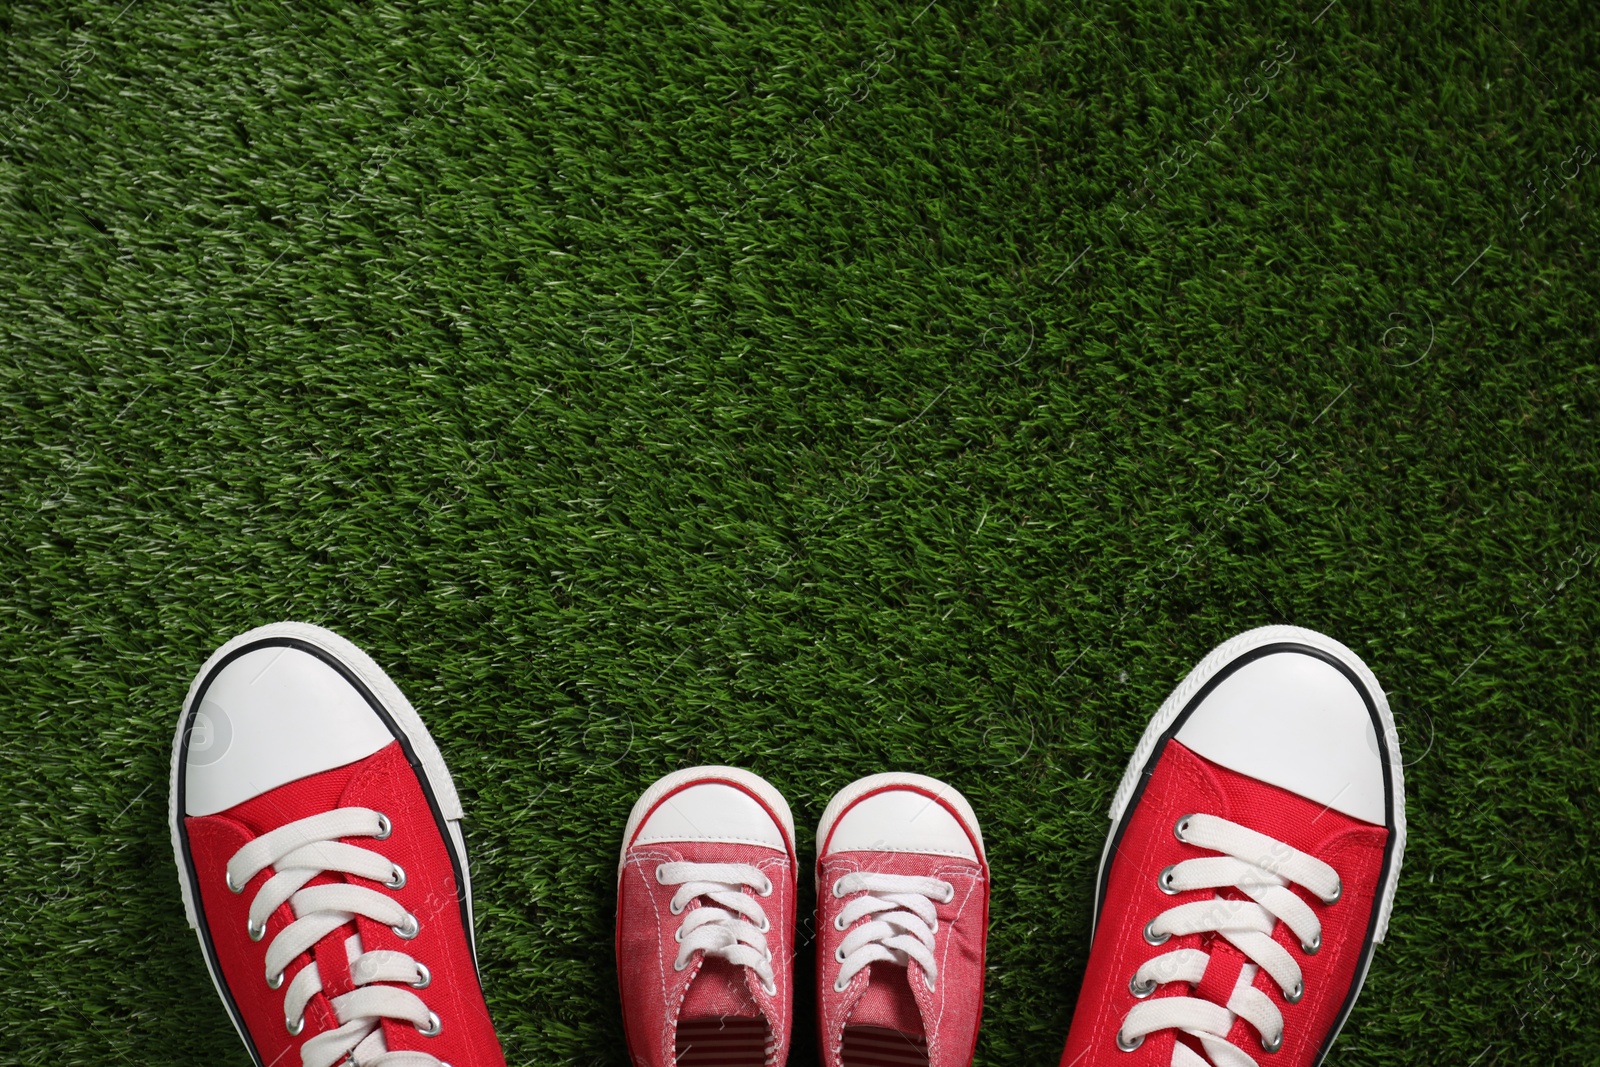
<box><xmin>616</xmin><ymin>767</ymin><xmax>799</xmax><ymax>1067</ymax></box>
<box><xmin>815</xmin><ymin>773</ymin><xmax>990</xmax><ymax>1067</ymax></box>
<box><xmin>1058</xmin><ymin>626</ymin><xmax>1407</xmax><ymax>1067</ymax></box>
<box><xmin>169</xmin><ymin>622</ymin><xmax>506</xmax><ymax>1067</ymax></box>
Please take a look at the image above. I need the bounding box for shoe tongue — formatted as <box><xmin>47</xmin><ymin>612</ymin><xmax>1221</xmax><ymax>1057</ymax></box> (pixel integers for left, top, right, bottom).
<box><xmin>850</xmin><ymin>962</ymin><xmax>925</xmax><ymax>1038</ymax></box>
<box><xmin>681</xmin><ymin>958</ymin><xmax>762</xmax><ymax>1021</ymax></box>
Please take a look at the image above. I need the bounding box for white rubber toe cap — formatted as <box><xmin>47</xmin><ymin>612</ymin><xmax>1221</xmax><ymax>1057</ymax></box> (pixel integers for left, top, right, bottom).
<box><xmin>633</xmin><ymin>782</ymin><xmax>788</xmax><ymax>849</ymax></box>
<box><xmin>183</xmin><ymin>645</ymin><xmax>393</xmax><ymax>817</ymax></box>
<box><xmin>1173</xmin><ymin>647</ymin><xmax>1386</xmax><ymax>825</ymax></box>
<box><xmin>619</xmin><ymin>767</ymin><xmax>795</xmax><ymax>872</ymax></box>
<box><xmin>818</xmin><ymin>773</ymin><xmax>985</xmax><ymax>862</ymax></box>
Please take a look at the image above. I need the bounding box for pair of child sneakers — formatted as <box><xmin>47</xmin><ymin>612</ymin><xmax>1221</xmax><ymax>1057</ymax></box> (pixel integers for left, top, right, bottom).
<box><xmin>617</xmin><ymin>765</ymin><xmax>987</xmax><ymax>1067</ymax></box>
<box><xmin>171</xmin><ymin>622</ymin><xmax>1405</xmax><ymax>1067</ymax></box>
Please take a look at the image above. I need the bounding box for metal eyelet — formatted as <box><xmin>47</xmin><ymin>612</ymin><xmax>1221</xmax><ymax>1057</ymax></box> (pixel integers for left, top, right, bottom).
<box><xmin>1143</xmin><ymin>919</ymin><xmax>1171</xmax><ymax>946</ymax></box>
<box><xmin>266</xmin><ymin>971</ymin><xmax>284</xmax><ymax>990</ymax></box>
<box><xmin>417</xmin><ymin>1011</ymin><xmax>442</xmax><ymax>1037</ymax></box>
<box><xmin>763</xmin><ymin>947</ymin><xmax>773</xmax><ymax>964</ymax></box>
<box><xmin>832</xmin><ymin>880</ymin><xmax>845</xmax><ymax>898</ymax></box>
<box><xmin>674</xmin><ymin>926</ymin><xmax>684</xmax><ymax>943</ymax></box>
<box><xmin>761</xmin><ymin>979</ymin><xmax>777</xmax><ymax>996</ymax></box>
<box><xmin>392</xmin><ymin>913</ymin><xmax>420</xmax><ymax>940</ymax></box>
<box><xmin>1326</xmin><ymin>878</ymin><xmax>1342</xmax><ymax>904</ymax></box>
<box><xmin>1301</xmin><ymin>932</ymin><xmax>1321</xmax><ymax>955</ymax></box>
<box><xmin>834</xmin><ymin>915</ymin><xmax>847</xmax><ymax>931</ymax></box>
<box><xmin>833</xmin><ymin>976</ymin><xmax>849</xmax><ymax>993</ymax></box>
<box><xmin>1284</xmin><ymin>979</ymin><xmax>1303</xmax><ymax>1004</ymax></box>
<box><xmin>1117</xmin><ymin>1030</ymin><xmax>1144</xmax><ymax>1052</ymax></box>
<box><xmin>1173</xmin><ymin>814</ymin><xmax>1195</xmax><ymax>843</ymax></box>
<box><xmin>669</xmin><ymin>900</ymin><xmax>685</xmax><ymax>916</ymax></box>
<box><xmin>374</xmin><ymin>812</ymin><xmax>392</xmax><ymax>840</ymax></box>
<box><xmin>757</xmin><ymin>878</ymin><xmax>774</xmax><ymax>897</ymax></box>
<box><xmin>940</xmin><ymin>883</ymin><xmax>956</xmax><ymax>904</ymax></box>
<box><xmin>248</xmin><ymin>918</ymin><xmax>267</xmax><ymax>942</ymax></box>
<box><xmin>757</xmin><ymin>915</ymin><xmax>771</xmax><ymax>933</ymax></box>
<box><xmin>385</xmin><ymin>864</ymin><xmax>407</xmax><ymax>890</ymax></box>
<box><xmin>1261</xmin><ymin>1030</ymin><xmax>1283</xmax><ymax>1053</ymax></box>
<box><xmin>835</xmin><ymin>946</ymin><xmax>847</xmax><ymax>963</ymax></box>
<box><xmin>286</xmin><ymin>1015</ymin><xmax>304</xmax><ymax>1037</ymax></box>
<box><xmin>924</xmin><ymin>974</ymin><xmax>936</xmax><ymax>992</ymax></box>
<box><xmin>226</xmin><ymin>871</ymin><xmax>244</xmax><ymax>894</ymax></box>
<box><xmin>412</xmin><ymin>962</ymin><xmax>432</xmax><ymax>989</ymax></box>
<box><xmin>673</xmin><ymin>957</ymin><xmax>688</xmax><ymax>972</ymax></box>
<box><xmin>1129</xmin><ymin>974</ymin><xmax>1157</xmax><ymax>998</ymax></box>
<box><xmin>1157</xmin><ymin>865</ymin><xmax>1180</xmax><ymax>895</ymax></box>
<box><xmin>655</xmin><ymin>866</ymin><xmax>669</xmax><ymax>885</ymax></box>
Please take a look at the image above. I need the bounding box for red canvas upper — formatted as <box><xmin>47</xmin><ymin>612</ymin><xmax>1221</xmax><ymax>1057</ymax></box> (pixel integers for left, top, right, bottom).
<box><xmin>184</xmin><ymin>740</ymin><xmax>506</xmax><ymax>1067</ymax></box>
<box><xmin>1058</xmin><ymin>739</ymin><xmax>1389</xmax><ymax>1067</ymax></box>
<box><xmin>817</xmin><ymin>843</ymin><xmax>989</xmax><ymax>1066</ymax></box>
<box><xmin>617</xmin><ymin>833</ymin><xmax>798</xmax><ymax>1066</ymax></box>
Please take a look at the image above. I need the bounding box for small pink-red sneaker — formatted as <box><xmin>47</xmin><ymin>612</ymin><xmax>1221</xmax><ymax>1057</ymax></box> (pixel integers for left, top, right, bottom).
<box><xmin>616</xmin><ymin>767</ymin><xmax>799</xmax><ymax>1067</ymax></box>
<box><xmin>1058</xmin><ymin>626</ymin><xmax>1407</xmax><ymax>1067</ymax></box>
<box><xmin>815</xmin><ymin>774</ymin><xmax>989</xmax><ymax>1067</ymax></box>
<box><xmin>169</xmin><ymin>622</ymin><xmax>506</xmax><ymax>1067</ymax></box>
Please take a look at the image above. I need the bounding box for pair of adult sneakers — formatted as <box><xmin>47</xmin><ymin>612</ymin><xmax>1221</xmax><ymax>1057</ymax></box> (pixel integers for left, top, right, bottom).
<box><xmin>170</xmin><ymin>622</ymin><xmax>1405</xmax><ymax>1067</ymax></box>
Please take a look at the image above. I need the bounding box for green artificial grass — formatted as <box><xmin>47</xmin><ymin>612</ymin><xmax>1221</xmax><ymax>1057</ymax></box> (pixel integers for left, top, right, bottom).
<box><xmin>1</xmin><ymin>0</ymin><xmax>1597</xmax><ymax>1064</ymax></box>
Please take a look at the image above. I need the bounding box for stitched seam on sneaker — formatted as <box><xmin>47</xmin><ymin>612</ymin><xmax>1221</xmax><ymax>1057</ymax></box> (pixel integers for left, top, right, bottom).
<box><xmin>757</xmin><ymin>853</ymin><xmax>790</xmax><ymax>1067</ymax></box>
<box><xmin>821</xmin><ymin>857</ymin><xmax>862</xmax><ymax>1067</ymax></box>
<box><xmin>626</xmin><ymin>848</ymin><xmax>682</xmax><ymax>1066</ymax></box>
<box><xmin>928</xmin><ymin>861</ymin><xmax>982</xmax><ymax>1064</ymax></box>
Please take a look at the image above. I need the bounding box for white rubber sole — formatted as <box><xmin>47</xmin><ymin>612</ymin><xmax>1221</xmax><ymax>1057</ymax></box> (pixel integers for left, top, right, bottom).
<box><xmin>1096</xmin><ymin>624</ymin><xmax>1405</xmax><ymax>942</ymax></box>
<box><xmin>617</xmin><ymin>765</ymin><xmax>797</xmax><ymax>878</ymax></box>
<box><xmin>168</xmin><ymin>621</ymin><xmax>478</xmax><ymax>1062</ymax></box>
<box><xmin>815</xmin><ymin>772</ymin><xmax>986</xmax><ymax>864</ymax></box>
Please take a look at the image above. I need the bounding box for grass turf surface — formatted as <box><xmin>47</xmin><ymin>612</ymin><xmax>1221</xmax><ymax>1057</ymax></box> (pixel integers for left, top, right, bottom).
<box><xmin>2</xmin><ymin>0</ymin><xmax>1598</xmax><ymax>1064</ymax></box>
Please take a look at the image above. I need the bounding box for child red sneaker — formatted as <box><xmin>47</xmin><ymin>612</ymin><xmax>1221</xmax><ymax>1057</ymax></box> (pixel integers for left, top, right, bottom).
<box><xmin>616</xmin><ymin>767</ymin><xmax>799</xmax><ymax>1067</ymax></box>
<box><xmin>815</xmin><ymin>774</ymin><xmax>989</xmax><ymax>1067</ymax></box>
<box><xmin>169</xmin><ymin>622</ymin><xmax>506</xmax><ymax>1067</ymax></box>
<box><xmin>1058</xmin><ymin>626</ymin><xmax>1407</xmax><ymax>1067</ymax></box>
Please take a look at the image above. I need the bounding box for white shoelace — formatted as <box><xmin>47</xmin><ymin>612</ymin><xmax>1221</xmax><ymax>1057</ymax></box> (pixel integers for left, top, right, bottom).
<box><xmin>226</xmin><ymin>807</ymin><xmax>449</xmax><ymax>1067</ymax></box>
<box><xmin>1117</xmin><ymin>813</ymin><xmax>1343</xmax><ymax>1067</ymax></box>
<box><xmin>656</xmin><ymin>861</ymin><xmax>777</xmax><ymax>995</ymax></box>
<box><xmin>830</xmin><ymin>872</ymin><xmax>955</xmax><ymax>993</ymax></box>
